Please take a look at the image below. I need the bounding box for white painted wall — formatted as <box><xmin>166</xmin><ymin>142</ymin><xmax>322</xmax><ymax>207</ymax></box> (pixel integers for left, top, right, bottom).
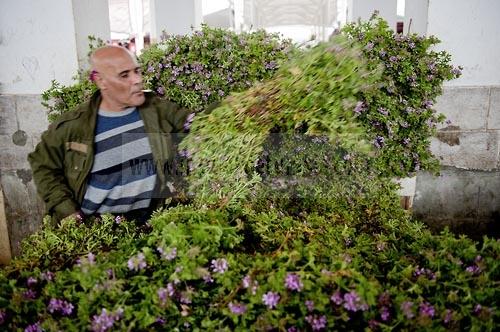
<box><xmin>0</xmin><ymin>1</ymin><xmax>79</xmax><ymax>94</ymax></box>
<box><xmin>72</xmin><ymin>0</ymin><xmax>111</xmax><ymax>70</ymax></box>
<box><xmin>427</xmin><ymin>0</ymin><xmax>500</xmax><ymax>86</ymax></box>
<box><xmin>404</xmin><ymin>0</ymin><xmax>428</xmax><ymax>35</ymax></box>
<box><xmin>149</xmin><ymin>0</ymin><xmax>202</xmax><ymax>39</ymax></box>
<box><xmin>346</xmin><ymin>0</ymin><xmax>398</xmax><ymax>31</ymax></box>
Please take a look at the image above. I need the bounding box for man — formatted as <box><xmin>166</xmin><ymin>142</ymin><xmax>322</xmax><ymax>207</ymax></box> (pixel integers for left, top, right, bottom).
<box><xmin>28</xmin><ymin>45</ymin><xmax>193</xmax><ymax>222</ymax></box>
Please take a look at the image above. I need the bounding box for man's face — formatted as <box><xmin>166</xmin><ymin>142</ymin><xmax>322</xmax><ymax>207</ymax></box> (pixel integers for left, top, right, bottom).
<box><xmin>97</xmin><ymin>50</ymin><xmax>145</xmax><ymax>110</ymax></box>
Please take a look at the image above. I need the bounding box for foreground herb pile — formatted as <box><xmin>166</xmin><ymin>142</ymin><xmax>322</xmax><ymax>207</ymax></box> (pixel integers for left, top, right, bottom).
<box><xmin>1</xmin><ymin>186</ymin><xmax>498</xmax><ymax>331</ymax></box>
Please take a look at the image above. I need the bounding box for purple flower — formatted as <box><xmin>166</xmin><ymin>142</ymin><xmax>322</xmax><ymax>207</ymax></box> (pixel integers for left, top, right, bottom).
<box><xmin>156</xmin><ymin>86</ymin><xmax>165</xmax><ymax>95</ymax></box>
<box><xmin>466</xmin><ymin>265</ymin><xmax>481</xmax><ymax>275</ymax></box>
<box><xmin>305</xmin><ymin>315</ymin><xmax>327</xmax><ymax>331</ymax></box>
<box><xmin>389</xmin><ymin>55</ymin><xmax>398</xmax><ymax>62</ymax></box>
<box><xmin>0</xmin><ymin>310</ymin><xmax>6</xmax><ymax>325</ymax></box>
<box><xmin>403</xmin><ymin>138</ymin><xmax>410</xmax><ymax>145</ymax></box>
<box><xmin>353</xmin><ymin>101</ymin><xmax>365</xmax><ymax>114</ymax></box>
<box><xmin>211</xmin><ymin>258</ymin><xmax>228</xmax><ymax>274</ymax></box>
<box><xmin>127</xmin><ymin>252</ymin><xmax>147</xmax><ymax>271</ymax></box>
<box><xmin>330</xmin><ymin>291</ymin><xmax>343</xmax><ymax>305</ymax></box>
<box><xmin>378</xmin><ymin>292</ymin><xmax>391</xmax><ymax>306</ymax></box>
<box><xmin>305</xmin><ymin>300</ymin><xmax>315</xmax><ymax>312</ymax></box>
<box><xmin>423</xmin><ymin>100</ymin><xmax>433</xmax><ymax>108</ymax></box>
<box><xmin>284</xmin><ymin>273</ymin><xmax>303</xmax><ymax>292</ymax></box>
<box><xmin>24</xmin><ymin>322</ymin><xmax>42</xmax><ymax>332</ymax></box>
<box><xmin>443</xmin><ymin>309</ymin><xmax>453</xmax><ymax>323</ymax></box>
<box><xmin>473</xmin><ymin>304</ymin><xmax>482</xmax><ymax>315</ymax></box>
<box><xmin>380</xmin><ymin>306</ymin><xmax>390</xmax><ymax>321</ymax></box>
<box><xmin>400</xmin><ymin>301</ymin><xmax>415</xmax><ymax>319</ymax></box>
<box><xmin>287</xmin><ymin>327</ymin><xmax>298</xmax><ymax>332</ymax></box>
<box><xmin>419</xmin><ymin>302</ymin><xmax>435</xmax><ymax>318</ymax></box>
<box><xmin>413</xmin><ymin>267</ymin><xmax>436</xmax><ymax>280</ymax></box>
<box><xmin>343</xmin><ymin>291</ymin><xmax>360</xmax><ymax>312</ymax></box>
<box><xmin>374</xmin><ymin>136</ymin><xmax>385</xmax><ymax>148</ymax></box>
<box><xmin>365</xmin><ymin>42</ymin><xmax>374</xmax><ymax>51</ymax></box>
<box><xmin>203</xmin><ymin>274</ymin><xmax>214</xmax><ymax>284</ymax></box>
<box><xmin>378</xmin><ymin>107</ymin><xmax>388</xmax><ymax>116</ymax></box>
<box><xmin>27</xmin><ymin>277</ymin><xmax>37</xmax><ymax>288</ymax></box>
<box><xmin>343</xmin><ymin>291</ymin><xmax>367</xmax><ymax>312</ymax></box>
<box><xmin>157</xmin><ymin>288</ymin><xmax>169</xmax><ymax>305</ymax></box>
<box><xmin>180</xmin><ymin>293</ymin><xmax>191</xmax><ymax>304</ymax></box>
<box><xmin>157</xmin><ymin>247</ymin><xmax>177</xmax><ymax>261</ymax></box>
<box><xmin>147</xmin><ymin>65</ymin><xmax>155</xmax><ymax>73</ymax></box>
<box><xmin>40</xmin><ymin>271</ymin><xmax>55</xmax><ymax>282</ymax></box>
<box><xmin>343</xmin><ymin>153</ymin><xmax>351</xmax><ymax>161</ymax></box>
<box><xmin>48</xmin><ymin>298</ymin><xmax>74</xmax><ymax>316</ymax></box>
<box><xmin>265</xmin><ymin>61</ymin><xmax>277</xmax><ymax>69</ymax></box>
<box><xmin>218</xmin><ymin>90</ymin><xmax>225</xmax><ymax>97</ymax></box>
<box><xmin>452</xmin><ymin>67</ymin><xmax>462</xmax><ymax>76</ymax></box>
<box><xmin>114</xmin><ymin>215</ymin><xmax>123</xmax><ymax>224</ymax></box>
<box><xmin>262</xmin><ymin>291</ymin><xmax>280</xmax><ymax>309</ymax></box>
<box><xmin>242</xmin><ymin>275</ymin><xmax>251</xmax><ymax>288</ymax></box>
<box><xmin>228</xmin><ymin>302</ymin><xmax>247</xmax><ymax>315</ymax></box>
<box><xmin>379</xmin><ymin>50</ymin><xmax>386</xmax><ymax>57</ymax></box>
<box><xmin>183</xmin><ymin>113</ymin><xmax>195</xmax><ymax>132</ymax></box>
<box><xmin>91</xmin><ymin>309</ymin><xmax>117</xmax><ymax>332</ymax></box>
<box><xmin>23</xmin><ymin>289</ymin><xmax>37</xmax><ymax>300</ymax></box>
<box><xmin>87</xmin><ymin>252</ymin><xmax>96</xmax><ymax>265</ymax></box>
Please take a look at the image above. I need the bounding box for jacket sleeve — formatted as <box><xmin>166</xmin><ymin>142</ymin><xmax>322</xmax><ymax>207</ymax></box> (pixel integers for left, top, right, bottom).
<box><xmin>165</xmin><ymin>101</ymin><xmax>193</xmax><ymax>133</ymax></box>
<box><xmin>28</xmin><ymin>126</ymin><xmax>79</xmax><ymax>221</ymax></box>
<box><xmin>166</xmin><ymin>100</ymin><xmax>220</xmax><ymax>133</ymax></box>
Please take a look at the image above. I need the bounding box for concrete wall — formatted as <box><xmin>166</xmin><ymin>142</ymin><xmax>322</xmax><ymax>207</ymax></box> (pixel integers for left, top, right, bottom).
<box><xmin>414</xmin><ymin>0</ymin><xmax>500</xmax><ymax>234</ymax></box>
<box><xmin>0</xmin><ymin>0</ymin><xmax>110</xmax><ymax>257</ymax></box>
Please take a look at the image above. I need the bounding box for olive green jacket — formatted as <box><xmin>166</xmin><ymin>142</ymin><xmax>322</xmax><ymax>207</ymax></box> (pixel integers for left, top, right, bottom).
<box><xmin>28</xmin><ymin>91</ymin><xmax>191</xmax><ymax>221</ymax></box>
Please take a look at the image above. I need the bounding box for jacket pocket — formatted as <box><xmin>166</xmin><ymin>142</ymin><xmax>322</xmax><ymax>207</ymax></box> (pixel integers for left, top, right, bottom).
<box><xmin>64</xmin><ymin>150</ymin><xmax>87</xmax><ymax>182</ymax></box>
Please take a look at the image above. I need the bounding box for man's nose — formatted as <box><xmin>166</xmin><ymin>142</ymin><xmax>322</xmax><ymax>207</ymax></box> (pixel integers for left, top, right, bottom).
<box><xmin>132</xmin><ymin>72</ymin><xmax>143</xmax><ymax>84</ymax></box>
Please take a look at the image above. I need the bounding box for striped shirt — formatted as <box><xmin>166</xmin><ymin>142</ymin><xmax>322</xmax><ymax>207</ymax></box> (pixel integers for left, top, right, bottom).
<box><xmin>81</xmin><ymin>107</ymin><xmax>157</xmax><ymax>215</ymax></box>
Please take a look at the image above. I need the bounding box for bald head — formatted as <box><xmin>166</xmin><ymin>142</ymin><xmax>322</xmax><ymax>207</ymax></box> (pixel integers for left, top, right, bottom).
<box><xmin>90</xmin><ymin>45</ymin><xmax>137</xmax><ymax>74</ymax></box>
<box><xmin>89</xmin><ymin>45</ymin><xmax>145</xmax><ymax>112</ymax></box>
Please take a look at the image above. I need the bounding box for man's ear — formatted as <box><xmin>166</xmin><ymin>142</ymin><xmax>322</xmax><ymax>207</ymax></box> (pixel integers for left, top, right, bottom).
<box><xmin>93</xmin><ymin>72</ymin><xmax>107</xmax><ymax>90</ymax></box>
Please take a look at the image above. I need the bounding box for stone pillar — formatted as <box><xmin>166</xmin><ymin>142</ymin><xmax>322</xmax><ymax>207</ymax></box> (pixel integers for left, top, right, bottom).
<box><xmin>404</xmin><ymin>0</ymin><xmax>428</xmax><ymax>35</ymax></box>
<box><xmin>346</xmin><ymin>0</ymin><xmax>398</xmax><ymax>30</ymax></box>
<box><xmin>0</xmin><ymin>187</ymin><xmax>11</xmax><ymax>265</ymax></box>
<box><xmin>72</xmin><ymin>0</ymin><xmax>111</xmax><ymax>70</ymax></box>
<box><xmin>149</xmin><ymin>0</ymin><xmax>202</xmax><ymax>39</ymax></box>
